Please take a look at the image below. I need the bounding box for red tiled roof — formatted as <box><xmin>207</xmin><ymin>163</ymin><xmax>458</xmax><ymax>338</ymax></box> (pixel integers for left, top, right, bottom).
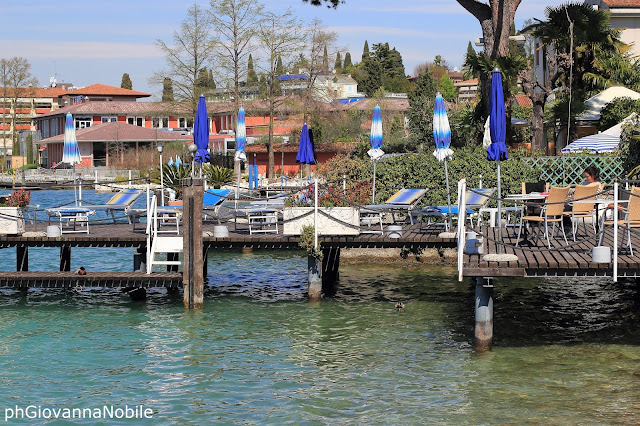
<box><xmin>65</xmin><ymin>84</ymin><xmax>150</xmax><ymax>98</ymax></box>
<box><xmin>39</xmin><ymin>121</ymin><xmax>192</xmax><ymax>144</ymax></box>
<box><xmin>36</xmin><ymin>101</ymin><xmax>193</xmax><ymax>118</ymax></box>
<box><xmin>454</xmin><ymin>78</ymin><xmax>478</xmax><ymax>85</ymax></box>
<box><xmin>603</xmin><ymin>0</ymin><xmax>640</xmax><ymax>7</ymax></box>
<box><xmin>345</xmin><ymin>98</ymin><xmax>409</xmax><ymax>112</ymax></box>
<box><xmin>0</xmin><ymin>87</ymin><xmax>67</xmax><ymax>98</ymax></box>
<box><xmin>514</xmin><ymin>94</ymin><xmax>533</xmax><ymax>107</ymax></box>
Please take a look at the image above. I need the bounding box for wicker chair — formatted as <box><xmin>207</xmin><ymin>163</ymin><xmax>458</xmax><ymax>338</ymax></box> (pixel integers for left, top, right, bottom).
<box><xmin>516</xmin><ymin>186</ymin><xmax>571</xmax><ymax>248</ymax></box>
<box><xmin>564</xmin><ymin>184</ymin><xmax>599</xmax><ymax>241</ymax></box>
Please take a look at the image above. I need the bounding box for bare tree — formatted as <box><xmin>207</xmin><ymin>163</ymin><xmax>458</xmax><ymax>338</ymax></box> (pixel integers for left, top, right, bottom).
<box><xmin>0</xmin><ymin>59</ymin><xmax>9</xmax><ymax>167</ymax></box>
<box><xmin>152</xmin><ymin>3</ymin><xmax>214</xmax><ymax>114</ymax></box>
<box><xmin>209</xmin><ymin>0</ymin><xmax>264</xmax><ymax>113</ymax></box>
<box><xmin>4</xmin><ymin>57</ymin><xmax>36</xmax><ymax>159</ymax></box>
<box><xmin>303</xmin><ymin>18</ymin><xmax>337</xmax><ymax>120</ymax></box>
<box><xmin>257</xmin><ymin>9</ymin><xmax>306</xmax><ymax>177</ymax></box>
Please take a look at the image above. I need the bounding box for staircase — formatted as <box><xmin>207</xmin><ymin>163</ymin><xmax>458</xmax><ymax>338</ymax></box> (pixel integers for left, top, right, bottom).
<box><xmin>146</xmin><ymin>195</ymin><xmax>182</xmax><ymax>274</ymax></box>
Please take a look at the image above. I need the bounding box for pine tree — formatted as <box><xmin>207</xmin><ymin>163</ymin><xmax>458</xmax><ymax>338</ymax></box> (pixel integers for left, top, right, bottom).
<box><xmin>407</xmin><ymin>68</ymin><xmax>437</xmax><ymax>143</ymax></box>
<box><xmin>334</xmin><ymin>52</ymin><xmax>342</xmax><ymax>72</ymax></box>
<box><xmin>162</xmin><ymin>77</ymin><xmax>174</xmax><ymax>102</ymax></box>
<box><xmin>343</xmin><ymin>52</ymin><xmax>352</xmax><ymax>69</ymax></box>
<box><xmin>322</xmin><ymin>45</ymin><xmax>329</xmax><ymax>73</ymax></box>
<box><xmin>362</xmin><ymin>40</ymin><xmax>370</xmax><ymax>62</ymax></box>
<box><xmin>258</xmin><ymin>74</ymin><xmax>268</xmax><ymax>98</ymax></box>
<box><xmin>275</xmin><ymin>56</ymin><xmax>284</xmax><ymax>75</ymax></box>
<box><xmin>247</xmin><ymin>54</ymin><xmax>258</xmax><ymax>85</ymax></box>
<box><xmin>120</xmin><ymin>73</ymin><xmax>132</xmax><ymax>90</ymax></box>
<box><xmin>26</xmin><ymin>133</ymin><xmax>33</xmax><ymax>164</ymax></box>
<box><xmin>208</xmin><ymin>69</ymin><xmax>216</xmax><ymax>89</ymax></box>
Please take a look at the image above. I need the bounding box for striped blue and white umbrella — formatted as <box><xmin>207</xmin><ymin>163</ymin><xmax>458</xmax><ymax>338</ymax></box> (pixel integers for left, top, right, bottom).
<box><xmin>561</xmin><ymin>134</ymin><xmax>619</xmax><ymax>153</ymax></box>
<box><xmin>62</xmin><ymin>113</ymin><xmax>81</xmax><ymax>166</ymax></box>
<box><xmin>234</xmin><ymin>106</ymin><xmax>247</xmax><ymax>162</ymax></box>
<box><xmin>368</xmin><ymin>104</ymin><xmax>384</xmax><ymax>202</ymax></box>
<box><xmin>433</xmin><ymin>93</ymin><xmax>453</xmax><ymax>225</ymax></box>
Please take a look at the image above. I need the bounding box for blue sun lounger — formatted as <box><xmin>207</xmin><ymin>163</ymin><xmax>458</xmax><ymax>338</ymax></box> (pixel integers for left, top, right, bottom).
<box><xmin>413</xmin><ymin>187</ymin><xmax>496</xmax><ymax>229</ymax></box>
<box><xmin>362</xmin><ymin>188</ymin><xmax>428</xmax><ymax>224</ymax></box>
<box><xmin>85</xmin><ymin>188</ymin><xmax>144</xmax><ymax>223</ymax></box>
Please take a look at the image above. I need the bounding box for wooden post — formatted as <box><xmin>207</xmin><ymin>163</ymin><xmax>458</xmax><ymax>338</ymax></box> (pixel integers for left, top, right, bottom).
<box><xmin>183</xmin><ymin>178</ymin><xmax>204</xmax><ymax>308</ymax></box>
<box><xmin>16</xmin><ymin>245</ymin><xmax>28</xmax><ymax>271</ymax></box>
<box><xmin>133</xmin><ymin>244</ymin><xmax>146</xmax><ymax>272</ymax></box>
<box><xmin>308</xmin><ymin>255</ymin><xmax>322</xmax><ymax>300</ymax></box>
<box><xmin>60</xmin><ymin>245</ymin><xmax>71</xmax><ymax>272</ymax></box>
<box><xmin>475</xmin><ymin>277</ymin><xmax>493</xmax><ymax>351</ymax></box>
<box><xmin>321</xmin><ymin>246</ymin><xmax>340</xmax><ymax>297</ymax></box>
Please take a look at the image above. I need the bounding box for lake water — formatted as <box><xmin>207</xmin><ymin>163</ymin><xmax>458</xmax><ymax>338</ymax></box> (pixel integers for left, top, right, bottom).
<box><xmin>0</xmin><ymin>190</ymin><xmax>639</xmax><ymax>423</ymax></box>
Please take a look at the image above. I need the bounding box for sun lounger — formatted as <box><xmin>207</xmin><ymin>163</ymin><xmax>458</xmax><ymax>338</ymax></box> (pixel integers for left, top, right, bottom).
<box><xmin>46</xmin><ymin>207</ymin><xmax>96</xmax><ymax>234</ymax></box>
<box><xmin>413</xmin><ymin>188</ymin><xmax>496</xmax><ymax>229</ymax></box>
<box><xmin>362</xmin><ymin>188</ymin><xmax>428</xmax><ymax>224</ymax></box>
<box><xmin>85</xmin><ymin>188</ymin><xmax>143</xmax><ymax>223</ymax></box>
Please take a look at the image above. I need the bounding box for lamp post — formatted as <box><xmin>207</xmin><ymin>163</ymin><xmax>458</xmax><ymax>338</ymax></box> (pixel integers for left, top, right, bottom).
<box><xmin>157</xmin><ymin>142</ymin><xmax>164</xmax><ymax>206</ymax></box>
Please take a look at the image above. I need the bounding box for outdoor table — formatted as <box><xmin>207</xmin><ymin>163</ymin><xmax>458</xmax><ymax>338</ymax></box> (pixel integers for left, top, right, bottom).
<box><xmin>504</xmin><ymin>193</ymin><xmax>548</xmax><ymax>245</ymax></box>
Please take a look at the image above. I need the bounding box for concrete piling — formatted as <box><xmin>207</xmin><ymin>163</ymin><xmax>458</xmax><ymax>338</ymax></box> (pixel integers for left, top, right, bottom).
<box><xmin>182</xmin><ymin>178</ymin><xmax>204</xmax><ymax>309</ymax></box>
<box><xmin>308</xmin><ymin>255</ymin><xmax>322</xmax><ymax>301</ymax></box>
<box><xmin>475</xmin><ymin>276</ymin><xmax>494</xmax><ymax>351</ymax></box>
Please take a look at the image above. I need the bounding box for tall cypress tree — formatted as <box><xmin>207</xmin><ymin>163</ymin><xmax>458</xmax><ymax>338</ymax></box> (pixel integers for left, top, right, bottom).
<box><xmin>362</xmin><ymin>40</ymin><xmax>370</xmax><ymax>62</ymax></box>
<box><xmin>407</xmin><ymin>68</ymin><xmax>437</xmax><ymax>143</ymax></box>
<box><xmin>247</xmin><ymin>54</ymin><xmax>258</xmax><ymax>85</ymax></box>
<box><xmin>208</xmin><ymin>69</ymin><xmax>216</xmax><ymax>89</ymax></box>
<box><xmin>162</xmin><ymin>77</ymin><xmax>174</xmax><ymax>102</ymax></box>
<box><xmin>343</xmin><ymin>52</ymin><xmax>352</xmax><ymax>69</ymax></box>
<box><xmin>275</xmin><ymin>55</ymin><xmax>284</xmax><ymax>75</ymax></box>
<box><xmin>120</xmin><ymin>73</ymin><xmax>132</xmax><ymax>90</ymax></box>
<box><xmin>322</xmin><ymin>45</ymin><xmax>329</xmax><ymax>73</ymax></box>
<box><xmin>334</xmin><ymin>52</ymin><xmax>342</xmax><ymax>72</ymax></box>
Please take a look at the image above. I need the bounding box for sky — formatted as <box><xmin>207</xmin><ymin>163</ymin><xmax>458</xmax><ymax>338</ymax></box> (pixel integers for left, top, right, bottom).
<box><xmin>0</xmin><ymin>0</ymin><xmax>568</xmax><ymax>100</ymax></box>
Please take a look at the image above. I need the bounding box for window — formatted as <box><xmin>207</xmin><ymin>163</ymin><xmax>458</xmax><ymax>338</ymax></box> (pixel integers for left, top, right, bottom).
<box><xmin>101</xmin><ymin>116</ymin><xmax>117</xmax><ymax>123</ymax></box>
<box><xmin>152</xmin><ymin>117</ymin><xmax>170</xmax><ymax>128</ymax></box>
<box><xmin>127</xmin><ymin>116</ymin><xmax>144</xmax><ymax>127</ymax></box>
<box><xmin>178</xmin><ymin>117</ymin><xmax>192</xmax><ymax>128</ymax></box>
<box><xmin>75</xmin><ymin>116</ymin><xmax>92</xmax><ymax>129</ymax></box>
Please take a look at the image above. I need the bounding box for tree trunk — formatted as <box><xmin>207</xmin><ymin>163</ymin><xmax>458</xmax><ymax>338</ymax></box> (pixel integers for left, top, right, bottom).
<box><xmin>268</xmin><ymin>98</ymin><xmax>275</xmax><ymax>178</ymax></box>
<box><xmin>531</xmin><ymin>95</ymin><xmax>546</xmax><ymax>153</ymax></box>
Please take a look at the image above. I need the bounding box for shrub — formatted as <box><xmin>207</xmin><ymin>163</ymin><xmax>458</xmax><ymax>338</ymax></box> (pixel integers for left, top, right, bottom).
<box><xmin>8</xmin><ymin>188</ymin><xmax>30</xmax><ymax>207</ymax></box>
<box><xmin>204</xmin><ymin>164</ymin><xmax>233</xmax><ymax>188</ymax></box>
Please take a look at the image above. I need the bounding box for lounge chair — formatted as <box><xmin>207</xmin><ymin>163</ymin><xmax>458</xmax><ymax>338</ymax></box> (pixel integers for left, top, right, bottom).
<box><xmin>414</xmin><ymin>188</ymin><xmax>496</xmax><ymax>229</ymax></box>
<box><xmin>85</xmin><ymin>188</ymin><xmax>144</xmax><ymax>223</ymax></box>
<box><xmin>203</xmin><ymin>189</ymin><xmax>231</xmax><ymax>223</ymax></box>
<box><xmin>362</xmin><ymin>188</ymin><xmax>428</xmax><ymax>225</ymax></box>
<box><xmin>46</xmin><ymin>206</ymin><xmax>96</xmax><ymax>234</ymax></box>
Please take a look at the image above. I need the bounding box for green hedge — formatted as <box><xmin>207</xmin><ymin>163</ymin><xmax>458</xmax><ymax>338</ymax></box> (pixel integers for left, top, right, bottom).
<box><xmin>318</xmin><ymin>146</ymin><xmax>540</xmax><ymax>207</ymax></box>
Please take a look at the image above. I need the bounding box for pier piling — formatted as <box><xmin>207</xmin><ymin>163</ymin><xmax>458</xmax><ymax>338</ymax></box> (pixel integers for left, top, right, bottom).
<box><xmin>133</xmin><ymin>244</ymin><xmax>146</xmax><ymax>272</ymax></box>
<box><xmin>16</xmin><ymin>245</ymin><xmax>28</xmax><ymax>271</ymax></box>
<box><xmin>321</xmin><ymin>247</ymin><xmax>340</xmax><ymax>296</ymax></box>
<box><xmin>308</xmin><ymin>255</ymin><xmax>322</xmax><ymax>300</ymax></box>
<box><xmin>182</xmin><ymin>178</ymin><xmax>204</xmax><ymax>309</ymax></box>
<box><xmin>60</xmin><ymin>245</ymin><xmax>71</xmax><ymax>272</ymax></box>
<box><xmin>474</xmin><ymin>277</ymin><xmax>494</xmax><ymax>351</ymax></box>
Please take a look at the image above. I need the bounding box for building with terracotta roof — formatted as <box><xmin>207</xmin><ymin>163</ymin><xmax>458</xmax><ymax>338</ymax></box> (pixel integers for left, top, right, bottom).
<box><xmin>454</xmin><ymin>78</ymin><xmax>478</xmax><ymax>102</ymax></box>
<box><xmin>38</xmin><ymin>121</ymin><xmax>192</xmax><ymax>168</ymax></box>
<box><xmin>513</xmin><ymin>94</ymin><xmax>533</xmax><ymax>107</ymax></box>
<box><xmin>585</xmin><ymin>0</ymin><xmax>640</xmax><ymax>55</ymax></box>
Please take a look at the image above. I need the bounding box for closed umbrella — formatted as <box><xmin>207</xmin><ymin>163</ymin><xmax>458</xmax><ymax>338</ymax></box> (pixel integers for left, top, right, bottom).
<box><xmin>62</xmin><ymin>113</ymin><xmax>82</xmax><ymax>205</ymax></box>
<box><xmin>175</xmin><ymin>155</ymin><xmax>183</xmax><ymax>167</ymax></box>
<box><xmin>193</xmin><ymin>94</ymin><xmax>210</xmax><ymax>177</ymax></box>
<box><xmin>167</xmin><ymin>157</ymin><xmax>174</xmax><ymax>167</ymax></box>
<box><xmin>433</xmin><ymin>93</ymin><xmax>453</xmax><ymax>227</ymax></box>
<box><xmin>234</xmin><ymin>107</ymin><xmax>247</xmax><ymax>204</ymax></box>
<box><xmin>488</xmin><ymin>69</ymin><xmax>508</xmax><ymax>252</ymax></box>
<box><xmin>296</xmin><ymin>123</ymin><xmax>317</xmax><ymax>184</ymax></box>
<box><xmin>368</xmin><ymin>104</ymin><xmax>384</xmax><ymax>202</ymax></box>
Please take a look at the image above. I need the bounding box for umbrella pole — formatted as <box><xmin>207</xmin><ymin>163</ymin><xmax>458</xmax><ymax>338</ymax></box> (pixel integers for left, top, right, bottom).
<box><xmin>497</xmin><ymin>160</ymin><xmax>502</xmax><ymax>254</ymax></box>
<box><xmin>444</xmin><ymin>158</ymin><xmax>451</xmax><ymax>230</ymax></box>
<box><xmin>73</xmin><ymin>164</ymin><xmax>77</xmax><ymax>206</ymax></box>
<box><xmin>372</xmin><ymin>159</ymin><xmax>377</xmax><ymax>204</ymax></box>
<box><xmin>235</xmin><ymin>160</ymin><xmax>240</xmax><ymax>210</ymax></box>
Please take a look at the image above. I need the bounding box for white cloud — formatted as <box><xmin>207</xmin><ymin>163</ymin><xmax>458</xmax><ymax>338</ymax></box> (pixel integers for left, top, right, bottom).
<box><xmin>0</xmin><ymin>40</ymin><xmax>163</xmax><ymax>60</ymax></box>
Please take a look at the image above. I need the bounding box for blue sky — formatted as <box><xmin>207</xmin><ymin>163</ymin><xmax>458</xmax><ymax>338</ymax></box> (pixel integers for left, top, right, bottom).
<box><xmin>0</xmin><ymin>0</ymin><xmax>567</xmax><ymax>99</ymax></box>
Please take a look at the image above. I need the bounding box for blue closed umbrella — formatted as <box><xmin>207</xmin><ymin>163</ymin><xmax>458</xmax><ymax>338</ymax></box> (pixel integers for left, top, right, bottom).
<box><xmin>175</xmin><ymin>155</ymin><xmax>183</xmax><ymax>167</ymax></box>
<box><xmin>368</xmin><ymin>104</ymin><xmax>384</xmax><ymax>202</ymax></box>
<box><xmin>62</xmin><ymin>113</ymin><xmax>82</xmax><ymax>205</ymax></box>
<box><xmin>167</xmin><ymin>157</ymin><xmax>174</xmax><ymax>167</ymax></box>
<box><xmin>433</xmin><ymin>93</ymin><xmax>453</xmax><ymax>227</ymax></box>
<box><xmin>488</xmin><ymin>68</ymin><xmax>507</xmax><ymax>251</ymax></box>
<box><xmin>193</xmin><ymin>95</ymin><xmax>210</xmax><ymax>165</ymax></box>
<box><xmin>296</xmin><ymin>123</ymin><xmax>317</xmax><ymax>183</ymax></box>
<box><xmin>234</xmin><ymin>107</ymin><xmax>247</xmax><ymax>162</ymax></box>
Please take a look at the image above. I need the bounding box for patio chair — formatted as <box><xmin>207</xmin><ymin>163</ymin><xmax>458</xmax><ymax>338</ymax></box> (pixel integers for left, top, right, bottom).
<box><xmin>564</xmin><ymin>184</ymin><xmax>599</xmax><ymax>241</ymax></box>
<box><xmin>598</xmin><ymin>186</ymin><xmax>640</xmax><ymax>256</ymax></box>
<box><xmin>85</xmin><ymin>188</ymin><xmax>144</xmax><ymax>223</ymax></box>
<box><xmin>362</xmin><ymin>188</ymin><xmax>428</xmax><ymax>225</ymax></box>
<box><xmin>203</xmin><ymin>188</ymin><xmax>231</xmax><ymax>223</ymax></box>
<box><xmin>516</xmin><ymin>186</ymin><xmax>571</xmax><ymax>248</ymax></box>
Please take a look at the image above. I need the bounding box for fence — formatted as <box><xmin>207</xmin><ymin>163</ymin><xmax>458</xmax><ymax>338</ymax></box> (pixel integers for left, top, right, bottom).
<box><xmin>522</xmin><ymin>155</ymin><xmax>624</xmax><ymax>186</ymax></box>
<box><xmin>0</xmin><ymin>168</ymin><xmax>140</xmax><ymax>184</ymax></box>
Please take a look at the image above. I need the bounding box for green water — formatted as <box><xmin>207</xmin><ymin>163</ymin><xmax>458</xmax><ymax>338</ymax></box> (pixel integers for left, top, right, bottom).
<box><xmin>1</xmin><ymin>250</ymin><xmax>639</xmax><ymax>424</ymax></box>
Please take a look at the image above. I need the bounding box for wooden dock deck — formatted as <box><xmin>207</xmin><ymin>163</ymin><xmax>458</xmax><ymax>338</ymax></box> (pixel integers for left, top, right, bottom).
<box><xmin>0</xmin><ymin>271</ymin><xmax>182</xmax><ymax>288</ymax></box>
<box><xmin>464</xmin><ymin>225</ymin><xmax>640</xmax><ymax>278</ymax></box>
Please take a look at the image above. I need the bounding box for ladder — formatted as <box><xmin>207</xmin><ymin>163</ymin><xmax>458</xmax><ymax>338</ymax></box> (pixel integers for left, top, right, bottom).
<box><xmin>146</xmin><ymin>194</ymin><xmax>182</xmax><ymax>274</ymax></box>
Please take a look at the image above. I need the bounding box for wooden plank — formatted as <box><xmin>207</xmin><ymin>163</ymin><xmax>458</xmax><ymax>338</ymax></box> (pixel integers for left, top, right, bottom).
<box><xmin>464</xmin><ymin>267</ymin><xmax>525</xmax><ymax>277</ymax></box>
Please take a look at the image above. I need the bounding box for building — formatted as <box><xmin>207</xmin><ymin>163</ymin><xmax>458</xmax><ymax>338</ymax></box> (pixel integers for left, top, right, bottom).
<box><xmin>454</xmin><ymin>78</ymin><xmax>479</xmax><ymax>102</ymax></box>
<box><xmin>314</xmin><ymin>74</ymin><xmax>363</xmax><ymax>103</ymax></box>
<box><xmin>38</xmin><ymin>121</ymin><xmax>192</xmax><ymax>168</ymax></box>
<box><xmin>585</xmin><ymin>0</ymin><xmax>640</xmax><ymax>57</ymax></box>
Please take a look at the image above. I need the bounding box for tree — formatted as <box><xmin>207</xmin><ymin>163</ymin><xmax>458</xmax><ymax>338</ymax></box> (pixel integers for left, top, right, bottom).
<box><xmin>322</xmin><ymin>45</ymin><xmax>329</xmax><ymax>73</ymax></box>
<box><xmin>438</xmin><ymin>74</ymin><xmax>457</xmax><ymax>102</ymax></box>
<box><xmin>26</xmin><ymin>133</ymin><xmax>33</xmax><ymax>164</ymax></box>
<box><xmin>334</xmin><ymin>52</ymin><xmax>342</xmax><ymax>72</ymax></box>
<box><xmin>361</xmin><ymin>40</ymin><xmax>369</xmax><ymax>62</ymax></box>
<box><xmin>162</xmin><ymin>77</ymin><xmax>174</xmax><ymax>102</ymax></box>
<box><xmin>303</xmin><ymin>18</ymin><xmax>337</xmax><ymax>118</ymax></box>
<box><xmin>121</xmin><ymin>73</ymin><xmax>132</xmax><ymax>90</ymax></box>
<box><xmin>407</xmin><ymin>68</ymin><xmax>437</xmax><ymax>145</ymax></box>
<box><xmin>256</xmin><ymin>9</ymin><xmax>305</xmax><ymax>177</ymax></box>
<box><xmin>0</xmin><ymin>59</ymin><xmax>8</xmax><ymax>166</ymax></box>
<box><xmin>343</xmin><ymin>52</ymin><xmax>352</xmax><ymax>69</ymax></box>
<box><xmin>246</xmin><ymin>54</ymin><xmax>258</xmax><ymax>85</ymax></box>
<box><xmin>356</xmin><ymin>42</ymin><xmax>408</xmax><ymax>95</ymax></box>
<box><xmin>210</xmin><ymin>0</ymin><xmax>264</xmax><ymax>112</ymax></box>
<box><xmin>152</xmin><ymin>3</ymin><xmax>214</xmax><ymax>113</ymax></box>
<box><xmin>275</xmin><ymin>55</ymin><xmax>284</xmax><ymax>75</ymax></box>
<box><xmin>462</xmin><ymin>41</ymin><xmax>476</xmax><ymax>78</ymax></box>
<box><xmin>4</xmin><ymin>57</ymin><xmax>36</xmax><ymax>159</ymax></box>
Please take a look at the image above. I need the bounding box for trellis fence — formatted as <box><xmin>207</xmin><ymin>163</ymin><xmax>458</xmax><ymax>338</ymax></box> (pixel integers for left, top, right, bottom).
<box><xmin>522</xmin><ymin>155</ymin><xmax>624</xmax><ymax>186</ymax></box>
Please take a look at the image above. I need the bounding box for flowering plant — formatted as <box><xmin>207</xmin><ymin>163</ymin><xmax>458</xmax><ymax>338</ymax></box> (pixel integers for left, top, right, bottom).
<box><xmin>7</xmin><ymin>188</ymin><xmax>31</xmax><ymax>207</ymax></box>
<box><xmin>285</xmin><ymin>181</ymin><xmax>372</xmax><ymax>208</ymax></box>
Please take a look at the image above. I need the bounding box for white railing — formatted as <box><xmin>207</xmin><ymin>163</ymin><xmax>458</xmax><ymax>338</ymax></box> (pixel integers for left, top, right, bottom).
<box><xmin>457</xmin><ymin>178</ymin><xmax>467</xmax><ymax>282</ymax></box>
<box><xmin>146</xmin><ymin>194</ymin><xmax>157</xmax><ymax>274</ymax></box>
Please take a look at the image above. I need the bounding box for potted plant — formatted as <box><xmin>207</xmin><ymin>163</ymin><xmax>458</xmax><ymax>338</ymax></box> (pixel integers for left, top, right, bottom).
<box><xmin>283</xmin><ymin>182</ymin><xmax>370</xmax><ymax>236</ymax></box>
<box><xmin>0</xmin><ymin>188</ymin><xmax>29</xmax><ymax>235</ymax></box>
